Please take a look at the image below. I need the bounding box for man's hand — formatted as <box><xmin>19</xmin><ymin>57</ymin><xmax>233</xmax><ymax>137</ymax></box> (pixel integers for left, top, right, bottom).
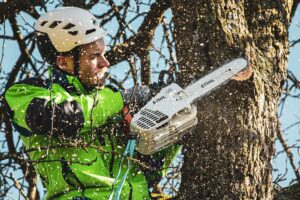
<box><xmin>122</xmin><ymin>85</ymin><xmax>153</xmax><ymax>112</ymax></box>
<box><xmin>121</xmin><ymin>85</ymin><xmax>158</xmax><ymax>137</ymax></box>
<box><xmin>122</xmin><ymin>106</ymin><xmax>133</xmax><ymax>136</ymax></box>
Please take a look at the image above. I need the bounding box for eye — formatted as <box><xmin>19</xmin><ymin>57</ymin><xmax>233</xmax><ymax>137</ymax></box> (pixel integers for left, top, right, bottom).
<box><xmin>90</xmin><ymin>54</ymin><xmax>98</xmax><ymax>59</ymax></box>
<box><xmin>90</xmin><ymin>53</ymin><xmax>104</xmax><ymax>60</ymax></box>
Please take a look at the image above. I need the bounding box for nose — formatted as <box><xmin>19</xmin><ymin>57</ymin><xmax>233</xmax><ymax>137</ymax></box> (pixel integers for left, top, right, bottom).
<box><xmin>99</xmin><ymin>55</ymin><xmax>110</xmax><ymax>69</ymax></box>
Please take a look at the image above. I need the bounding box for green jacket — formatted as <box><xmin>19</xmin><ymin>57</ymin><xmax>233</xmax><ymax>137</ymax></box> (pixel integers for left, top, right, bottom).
<box><xmin>5</xmin><ymin>69</ymin><xmax>153</xmax><ymax>200</ymax></box>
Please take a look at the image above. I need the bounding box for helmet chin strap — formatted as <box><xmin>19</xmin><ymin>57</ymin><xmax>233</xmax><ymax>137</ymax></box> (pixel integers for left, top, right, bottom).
<box><xmin>72</xmin><ymin>47</ymin><xmax>81</xmax><ymax>78</ymax></box>
<box><xmin>71</xmin><ymin>48</ymin><xmax>96</xmax><ymax>92</ymax></box>
<box><xmin>71</xmin><ymin>47</ymin><xmax>91</xmax><ymax>91</ymax></box>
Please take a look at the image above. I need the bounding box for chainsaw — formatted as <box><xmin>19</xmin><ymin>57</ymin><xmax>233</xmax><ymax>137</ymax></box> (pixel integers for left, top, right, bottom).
<box><xmin>130</xmin><ymin>57</ymin><xmax>248</xmax><ymax>155</ymax></box>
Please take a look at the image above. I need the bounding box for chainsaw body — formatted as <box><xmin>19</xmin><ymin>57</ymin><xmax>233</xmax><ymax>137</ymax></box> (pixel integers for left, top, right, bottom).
<box><xmin>130</xmin><ymin>84</ymin><xmax>198</xmax><ymax>155</ymax></box>
<box><xmin>131</xmin><ymin>57</ymin><xmax>248</xmax><ymax>155</ymax></box>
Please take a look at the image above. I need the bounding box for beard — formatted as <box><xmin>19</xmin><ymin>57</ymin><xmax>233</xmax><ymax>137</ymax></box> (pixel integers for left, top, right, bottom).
<box><xmin>94</xmin><ymin>73</ymin><xmax>106</xmax><ymax>89</ymax></box>
<box><xmin>77</xmin><ymin>74</ymin><xmax>105</xmax><ymax>91</ymax></box>
<box><xmin>87</xmin><ymin>73</ymin><xmax>107</xmax><ymax>90</ymax></box>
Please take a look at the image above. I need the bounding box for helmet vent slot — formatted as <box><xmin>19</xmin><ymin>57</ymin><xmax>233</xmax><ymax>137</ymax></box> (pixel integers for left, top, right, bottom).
<box><xmin>49</xmin><ymin>21</ymin><xmax>62</xmax><ymax>28</ymax></box>
<box><xmin>40</xmin><ymin>21</ymin><xmax>48</xmax><ymax>26</ymax></box>
<box><xmin>68</xmin><ymin>31</ymin><xmax>78</xmax><ymax>36</ymax></box>
<box><xmin>86</xmin><ymin>28</ymin><xmax>96</xmax><ymax>35</ymax></box>
<box><xmin>63</xmin><ymin>23</ymin><xmax>76</xmax><ymax>30</ymax></box>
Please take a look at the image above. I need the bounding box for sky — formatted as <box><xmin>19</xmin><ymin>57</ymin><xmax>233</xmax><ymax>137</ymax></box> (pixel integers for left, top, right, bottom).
<box><xmin>272</xmin><ymin>5</ymin><xmax>300</xmax><ymax>187</ymax></box>
<box><xmin>0</xmin><ymin>2</ymin><xmax>300</xmax><ymax>199</ymax></box>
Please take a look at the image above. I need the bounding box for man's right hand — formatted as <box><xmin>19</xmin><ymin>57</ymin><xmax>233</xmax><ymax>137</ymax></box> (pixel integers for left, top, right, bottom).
<box><xmin>121</xmin><ymin>85</ymin><xmax>154</xmax><ymax>112</ymax></box>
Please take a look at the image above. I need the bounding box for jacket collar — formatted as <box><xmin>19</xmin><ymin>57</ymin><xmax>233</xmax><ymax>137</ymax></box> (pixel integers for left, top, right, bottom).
<box><xmin>50</xmin><ymin>67</ymin><xmax>88</xmax><ymax>95</ymax></box>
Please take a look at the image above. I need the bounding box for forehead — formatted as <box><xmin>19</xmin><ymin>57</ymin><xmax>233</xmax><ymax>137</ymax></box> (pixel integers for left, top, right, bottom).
<box><xmin>81</xmin><ymin>38</ymin><xmax>105</xmax><ymax>54</ymax></box>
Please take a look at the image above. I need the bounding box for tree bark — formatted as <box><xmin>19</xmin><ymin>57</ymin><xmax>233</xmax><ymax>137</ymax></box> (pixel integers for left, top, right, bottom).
<box><xmin>171</xmin><ymin>0</ymin><xmax>293</xmax><ymax>199</ymax></box>
<box><xmin>275</xmin><ymin>183</ymin><xmax>300</xmax><ymax>199</ymax></box>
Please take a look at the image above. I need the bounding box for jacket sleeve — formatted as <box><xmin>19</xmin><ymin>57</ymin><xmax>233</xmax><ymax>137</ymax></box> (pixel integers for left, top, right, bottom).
<box><xmin>4</xmin><ymin>83</ymin><xmax>124</xmax><ymax>138</ymax></box>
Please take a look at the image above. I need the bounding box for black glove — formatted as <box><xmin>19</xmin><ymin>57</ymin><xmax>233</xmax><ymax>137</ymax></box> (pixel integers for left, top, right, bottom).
<box><xmin>148</xmin><ymin>70</ymin><xmax>176</xmax><ymax>94</ymax></box>
<box><xmin>121</xmin><ymin>69</ymin><xmax>175</xmax><ymax>108</ymax></box>
<box><xmin>121</xmin><ymin>85</ymin><xmax>153</xmax><ymax>113</ymax></box>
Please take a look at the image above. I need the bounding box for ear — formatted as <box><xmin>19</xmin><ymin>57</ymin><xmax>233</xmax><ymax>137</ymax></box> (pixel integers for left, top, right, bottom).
<box><xmin>56</xmin><ymin>55</ymin><xmax>74</xmax><ymax>74</ymax></box>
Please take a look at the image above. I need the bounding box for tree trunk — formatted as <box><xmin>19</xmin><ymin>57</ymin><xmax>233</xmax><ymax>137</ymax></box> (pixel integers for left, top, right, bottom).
<box><xmin>171</xmin><ymin>0</ymin><xmax>293</xmax><ymax>199</ymax></box>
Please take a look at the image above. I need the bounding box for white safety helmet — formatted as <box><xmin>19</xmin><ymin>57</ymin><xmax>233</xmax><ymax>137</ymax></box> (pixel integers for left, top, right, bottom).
<box><xmin>35</xmin><ymin>7</ymin><xmax>105</xmax><ymax>52</ymax></box>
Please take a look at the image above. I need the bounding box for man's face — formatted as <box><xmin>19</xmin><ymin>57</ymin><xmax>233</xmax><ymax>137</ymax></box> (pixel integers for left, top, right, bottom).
<box><xmin>78</xmin><ymin>38</ymin><xmax>110</xmax><ymax>88</ymax></box>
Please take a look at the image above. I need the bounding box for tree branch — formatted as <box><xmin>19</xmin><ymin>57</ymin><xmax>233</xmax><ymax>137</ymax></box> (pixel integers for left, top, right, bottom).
<box><xmin>6</xmin><ymin>16</ymin><xmax>38</xmax><ymax>86</ymax></box>
<box><xmin>277</xmin><ymin>122</ymin><xmax>300</xmax><ymax>181</ymax></box>
<box><xmin>291</xmin><ymin>0</ymin><xmax>300</xmax><ymax>19</ymax></box>
<box><xmin>289</xmin><ymin>38</ymin><xmax>300</xmax><ymax>48</ymax></box>
<box><xmin>62</xmin><ymin>0</ymin><xmax>87</xmax><ymax>8</ymax></box>
<box><xmin>106</xmin><ymin>0</ymin><xmax>171</xmax><ymax>67</ymax></box>
<box><xmin>0</xmin><ymin>0</ymin><xmax>42</xmax><ymax>23</ymax></box>
<box><xmin>275</xmin><ymin>183</ymin><xmax>300</xmax><ymax>200</ymax></box>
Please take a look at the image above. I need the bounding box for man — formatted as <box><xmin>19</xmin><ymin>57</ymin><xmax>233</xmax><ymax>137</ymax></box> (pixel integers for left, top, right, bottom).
<box><xmin>4</xmin><ymin>7</ymin><xmax>176</xmax><ymax>200</ymax></box>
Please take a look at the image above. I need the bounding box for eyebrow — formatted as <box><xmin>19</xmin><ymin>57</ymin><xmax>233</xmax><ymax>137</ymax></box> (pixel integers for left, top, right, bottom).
<box><xmin>82</xmin><ymin>44</ymin><xmax>106</xmax><ymax>55</ymax></box>
<box><xmin>91</xmin><ymin>51</ymin><xmax>103</xmax><ymax>54</ymax></box>
<box><xmin>83</xmin><ymin>50</ymin><xmax>104</xmax><ymax>56</ymax></box>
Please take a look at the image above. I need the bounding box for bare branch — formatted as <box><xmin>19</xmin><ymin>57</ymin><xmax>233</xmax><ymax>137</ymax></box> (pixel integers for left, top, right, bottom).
<box><xmin>275</xmin><ymin>183</ymin><xmax>300</xmax><ymax>200</ymax></box>
<box><xmin>6</xmin><ymin>16</ymin><xmax>38</xmax><ymax>86</ymax></box>
<box><xmin>10</xmin><ymin>174</ymin><xmax>29</xmax><ymax>200</ymax></box>
<box><xmin>62</xmin><ymin>0</ymin><xmax>87</xmax><ymax>8</ymax></box>
<box><xmin>277</xmin><ymin>121</ymin><xmax>300</xmax><ymax>181</ymax></box>
<box><xmin>106</xmin><ymin>0</ymin><xmax>171</xmax><ymax>66</ymax></box>
<box><xmin>0</xmin><ymin>0</ymin><xmax>42</xmax><ymax>23</ymax></box>
<box><xmin>289</xmin><ymin>38</ymin><xmax>300</xmax><ymax>48</ymax></box>
<box><xmin>291</xmin><ymin>0</ymin><xmax>300</xmax><ymax>20</ymax></box>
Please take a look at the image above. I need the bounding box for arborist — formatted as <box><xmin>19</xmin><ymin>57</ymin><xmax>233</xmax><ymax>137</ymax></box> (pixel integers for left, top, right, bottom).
<box><xmin>4</xmin><ymin>7</ymin><xmax>177</xmax><ymax>200</ymax></box>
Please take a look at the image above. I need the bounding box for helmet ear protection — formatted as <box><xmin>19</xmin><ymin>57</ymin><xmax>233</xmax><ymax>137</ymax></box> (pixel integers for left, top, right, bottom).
<box><xmin>35</xmin><ymin>31</ymin><xmax>82</xmax><ymax>77</ymax></box>
<box><xmin>35</xmin><ymin>31</ymin><xmax>58</xmax><ymax>66</ymax></box>
<box><xmin>35</xmin><ymin>7</ymin><xmax>105</xmax><ymax>77</ymax></box>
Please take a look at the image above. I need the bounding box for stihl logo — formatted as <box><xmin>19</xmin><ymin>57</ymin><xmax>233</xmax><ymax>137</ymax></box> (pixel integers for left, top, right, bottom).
<box><xmin>201</xmin><ymin>79</ymin><xmax>215</xmax><ymax>88</ymax></box>
<box><xmin>153</xmin><ymin>96</ymin><xmax>166</xmax><ymax>104</ymax></box>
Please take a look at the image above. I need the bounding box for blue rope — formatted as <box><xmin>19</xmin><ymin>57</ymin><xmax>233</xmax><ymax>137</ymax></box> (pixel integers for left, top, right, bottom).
<box><xmin>109</xmin><ymin>138</ymin><xmax>136</xmax><ymax>200</ymax></box>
